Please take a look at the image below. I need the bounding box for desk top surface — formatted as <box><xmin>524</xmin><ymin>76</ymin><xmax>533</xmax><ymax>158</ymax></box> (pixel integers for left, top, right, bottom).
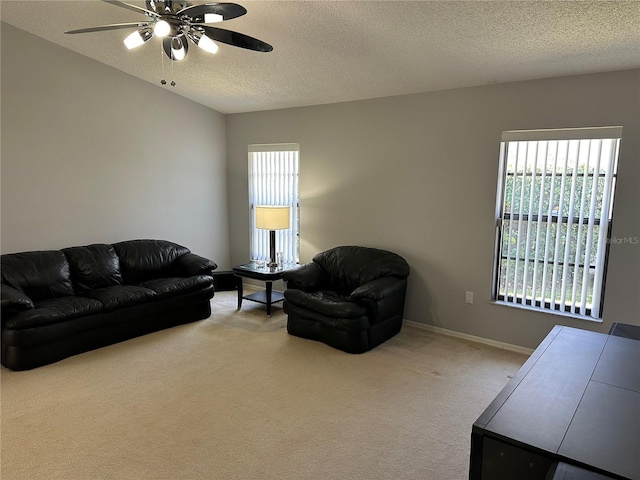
<box><xmin>474</xmin><ymin>325</ymin><xmax>640</xmax><ymax>480</ymax></box>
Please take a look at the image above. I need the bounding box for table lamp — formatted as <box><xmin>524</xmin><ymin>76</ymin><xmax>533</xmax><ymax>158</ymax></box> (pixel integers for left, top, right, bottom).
<box><xmin>255</xmin><ymin>205</ymin><xmax>290</xmax><ymax>267</ymax></box>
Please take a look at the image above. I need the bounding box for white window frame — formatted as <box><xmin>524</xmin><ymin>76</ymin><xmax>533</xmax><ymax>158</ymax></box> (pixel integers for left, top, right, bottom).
<box><xmin>248</xmin><ymin>144</ymin><xmax>300</xmax><ymax>264</ymax></box>
<box><xmin>492</xmin><ymin>127</ymin><xmax>622</xmax><ymax>321</ymax></box>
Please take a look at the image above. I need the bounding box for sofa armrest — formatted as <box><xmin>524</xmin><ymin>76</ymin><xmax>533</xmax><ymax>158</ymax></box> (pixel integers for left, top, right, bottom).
<box><xmin>350</xmin><ymin>277</ymin><xmax>407</xmax><ymax>302</ymax></box>
<box><xmin>1</xmin><ymin>284</ymin><xmax>35</xmax><ymax>318</ymax></box>
<box><xmin>173</xmin><ymin>253</ymin><xmax>218</xmax><ymax>277</ymax></box>
<box><xmin>283</xmin><ymin>262</ymin><xmax>325</xmax><ymax>291</ymax></box>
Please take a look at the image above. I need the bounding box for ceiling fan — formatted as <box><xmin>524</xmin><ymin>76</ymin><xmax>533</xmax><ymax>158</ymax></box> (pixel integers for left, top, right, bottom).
<box><xmin>65</xmin><ymin>0</ymin><xmax>273</xmax><ymax>61</ymax></box>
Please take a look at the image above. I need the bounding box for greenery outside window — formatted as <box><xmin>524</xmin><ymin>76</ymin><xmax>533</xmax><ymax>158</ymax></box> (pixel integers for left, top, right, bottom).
<box><xmin>492</xmin><ymin>127</ymin><xmax>622</xmax><ymax>320</ymax></box>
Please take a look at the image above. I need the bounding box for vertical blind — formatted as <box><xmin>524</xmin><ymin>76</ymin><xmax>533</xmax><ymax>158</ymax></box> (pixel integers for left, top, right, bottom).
<box><xmin>248</xmin><ymin>144</ymin><xmax>300</xmax><ymax>264</ymax></box>
<box><xmin>493</xmin><ymin>127</ymin><xmax>622</xmax><ymax>319</ymax></box>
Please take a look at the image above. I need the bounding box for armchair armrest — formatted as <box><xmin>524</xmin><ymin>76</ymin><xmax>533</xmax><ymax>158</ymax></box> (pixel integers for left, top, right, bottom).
<box><xmin>350</xmin><ymin>277</ymin><xmax>407</xmax><ymax>301</ymax></box>
<box><xmin>1</xmin><ymin>284</ymin><xmax>34</xmax><ymax>318</ymax></box>
<box><xmin>283</xmin><ymin>262</ymin><xmax>326</xmax><ymax>291</ymax></box>
<box><xmin>173</xmin><ymin>253</ymin><xmax>218</xmax><ymax>277</ymax></box>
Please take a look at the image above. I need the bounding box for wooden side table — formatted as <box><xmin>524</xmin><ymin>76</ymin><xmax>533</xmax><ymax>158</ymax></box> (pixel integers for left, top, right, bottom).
<box><xmin>232</xmin><ymin>262</ymin><xmax>299</xmax><ymax>316</ymax></box>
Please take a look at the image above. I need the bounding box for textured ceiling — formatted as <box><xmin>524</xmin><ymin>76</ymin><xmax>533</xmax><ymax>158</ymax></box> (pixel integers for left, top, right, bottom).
<box><xmin>2</xmin><ymin>1</ymin><xmax>639</xmax><ymax>114</ymax></box>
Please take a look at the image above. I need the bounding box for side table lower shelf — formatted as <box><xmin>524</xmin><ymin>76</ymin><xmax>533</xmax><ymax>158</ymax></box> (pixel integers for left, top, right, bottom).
<box><xmin>242</xmin><ymin>290</ymin><xmax>284</xmax><ymax>308</ymax></box>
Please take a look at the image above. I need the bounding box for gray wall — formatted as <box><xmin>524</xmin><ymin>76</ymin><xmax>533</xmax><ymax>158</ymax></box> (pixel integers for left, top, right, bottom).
<box><xmin>1</xmin><ymin>23</ymin><xmax>230</xmax><ymax>267</ymax></box>
<box><xmin>226</xmin><ymin>69</ymin><xmax>640</xmax><ymax>349</ymax></box>
<box><xmin>2</xmin><ymin>21</ymin><xmax>638</xmax><ymax>350</ymax></box>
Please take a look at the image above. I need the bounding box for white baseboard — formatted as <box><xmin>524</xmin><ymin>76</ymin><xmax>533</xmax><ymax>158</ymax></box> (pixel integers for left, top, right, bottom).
<box><xmin>242</xmin><ymin>283</ymin><xmax>260</xmax><ymax>292</ymax></box>
<box><xmin>237</xmin><ymin>285</ymin><xmax>533</xmax><ymax>356</ymax></box>
<box><xmin>403</xmin><ymin>320</ymin><xmax>534</xmax><ymax>356</ymax></box>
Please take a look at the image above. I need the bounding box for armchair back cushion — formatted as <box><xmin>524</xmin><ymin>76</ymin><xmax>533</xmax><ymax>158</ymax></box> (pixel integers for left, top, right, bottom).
<box><xmin>313</xmin><ymin>246</ymin><xmax>410</xmax><ymax>294</ymax></box>
<box><xmin>62</xmin><ymin>244</ymin><xmax>123</xmax><ymax>294</ymax></box>
<box><xmin>1</xmin><ymin>251</ymin><xmax>74</xmax><ymax>301</ymax></box>
<box><xmin>113</xmin><ymin>240</ymin><xmax>190</xmax><ymax>284</ymax></box>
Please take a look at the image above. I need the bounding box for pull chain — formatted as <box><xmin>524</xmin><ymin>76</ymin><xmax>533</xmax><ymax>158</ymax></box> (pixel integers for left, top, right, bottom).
<box><xmin>171</xmin><ymin>55</ymin><xmax>176</xmax><ymax>87</ymax></box>
<box><xmin>160</xmin><ymin>43</ymin><xmax>166</xmax><ymax>85</ymax></box>
<box><xmin>160</xmin><ymin>43</ymin><xmax>176</xmax><ymax>87</ymax></box>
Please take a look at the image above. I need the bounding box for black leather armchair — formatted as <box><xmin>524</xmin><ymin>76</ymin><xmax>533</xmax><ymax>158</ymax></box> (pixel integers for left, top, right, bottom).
<box><xmin>283</xmin><ymin>246</ymin><xmax>410</xmax><ymax>353</ymax></box>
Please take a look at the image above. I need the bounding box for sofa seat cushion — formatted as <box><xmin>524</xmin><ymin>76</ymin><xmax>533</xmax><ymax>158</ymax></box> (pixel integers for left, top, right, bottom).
<box><xmin>284</xmin><ymin>290</ymin><xmax>367</xmax><ymax>318</ymax></box>
<box><xmin>4</xmin><ymin>296</ymin><xmax>104</xmax><ymax>329</ymax></box>
<box><xmin>85</xmin><ymin>285</ymin><xmax>157</xmax><ymax>312</ymax></box>
<box><xmin>137</xmin><ymin>275</ymin><xmax>213</xmax><ymax>299</ymax></box>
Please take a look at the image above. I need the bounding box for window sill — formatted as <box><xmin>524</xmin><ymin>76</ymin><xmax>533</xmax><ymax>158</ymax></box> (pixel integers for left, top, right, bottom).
<box><xmin>490</xmin><ymin>300</ymin><xmax>603</xmax><ymax>323</ymax></box>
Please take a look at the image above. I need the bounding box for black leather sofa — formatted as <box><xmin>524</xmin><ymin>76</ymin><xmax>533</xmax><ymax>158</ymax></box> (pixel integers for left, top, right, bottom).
<box><xmin>1</xmin><ymin>240</ymin><xmax>217</xmax><ymax>370</ymax></box>
<box><xmin>283</xmin><ymin>246</ymin><xmax>410</xmax><ymax>353</ymax></box>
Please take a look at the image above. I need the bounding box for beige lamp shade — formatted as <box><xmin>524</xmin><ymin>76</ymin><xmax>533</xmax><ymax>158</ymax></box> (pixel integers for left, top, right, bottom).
<box><xmin>255</xmin><ymin>206</ymin><xmax>290</xmax><ymax>230</ymax></box>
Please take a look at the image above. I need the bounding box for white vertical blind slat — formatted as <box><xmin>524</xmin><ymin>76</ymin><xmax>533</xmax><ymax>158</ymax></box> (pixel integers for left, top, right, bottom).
<box><xmin>531</xmin><ymin>142</ymin><xmax>548</xmax><ymax>306</ymax></box>
<box><xmin>522</xmin><ymin>142</ymin><xmax>539</xmax><ymax>303</ymax></box>
<box><xmin>550</xmin><ymin>140</ymin><xmax>571</xmax><ymax>310</ymax></box>
<box><xmin>581</xmin><ymin>139</ymin><xmax>603</xmax><ymax>316</ymax></box>
<box><xmin>502</xmin><ymin>142</ymin><xmax>518</xmax><ymax>300</ymax></box>
<box><xmin>591</xmin><ymin>139</ymin><xmax>619</xmax><ymax>317</ymax></box>
<box><xmin>512</xmin><ymin>142</ymin><xmax>529</xmax><ymax>304</ymax></box>
<box><xmin>540</xmin><ymin>141</ymin><xmax>559</xmax><ymax>307</ymax></box>
<box><xmin>570</xmin><ymin>140</ymin><xmax>592</xmax><ymax>314</ymax></box>
<box><xmin>560</xmin><ymin>140</ymin><xmax>582</xmax><ymax>309</ymax></box>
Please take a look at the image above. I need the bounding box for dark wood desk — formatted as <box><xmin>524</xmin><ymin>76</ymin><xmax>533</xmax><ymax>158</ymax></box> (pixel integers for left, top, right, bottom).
<box><xmin>470</xmin><ymin>325</ymin><xmax>640</xmax><ymax>480</ymax></box>
<box><xmin>232</xmin><ymin>262</ymin><xmax>299</xmax><ymax>316</ymax></box>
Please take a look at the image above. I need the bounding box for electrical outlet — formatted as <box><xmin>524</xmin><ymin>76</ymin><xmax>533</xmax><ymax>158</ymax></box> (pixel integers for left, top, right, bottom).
<box><xmin>465</xmin><ymin>291</ymin><xmax>474</xmax><ymax>304</ymax></box>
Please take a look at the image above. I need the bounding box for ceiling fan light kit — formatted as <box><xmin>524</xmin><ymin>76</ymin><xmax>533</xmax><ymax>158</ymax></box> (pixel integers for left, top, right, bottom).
<box><xmin>123</xmin><ymin>27</ymin><xmax>153</xmax><ymax>49</ymax></box>
<box><xmin>188</xmin><ymin>30</ymin><xmax>219</xmax><ymax>54</ymax></box>
<box><xmin>166</xmin><ymin>35</ymin><xmax>188</xmax><ymax>60</ymax></box>
<box><xmin>153</xmin><ymin>19</ymin><xmax>172</xmax><ymax>37</ymax></box>
<box><xmin>204</xmin><ymin>13</ymin><xmax>223</xmax><ymax>23</ymax></box>
<box><xmin>65</xmin><ymin>0</ymin><xmax>272</xmax><ymax>62</ymax></box>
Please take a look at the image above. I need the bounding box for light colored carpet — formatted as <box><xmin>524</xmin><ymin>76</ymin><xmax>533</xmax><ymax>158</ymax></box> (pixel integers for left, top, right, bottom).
<box><xmin>0</xmin><ymin>290</ymin><xmax>526</xmax><ymax>480</ymax></box>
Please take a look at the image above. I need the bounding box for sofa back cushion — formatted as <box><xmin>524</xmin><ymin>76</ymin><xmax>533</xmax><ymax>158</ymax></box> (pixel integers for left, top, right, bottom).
<box><xmin>313</xmin><ymin>246</ymin><xmax>410</xmax><ymax>294</ymax></box>
<box><xmin>1</xmin><ymin>250</ymin><xmax>74</xmax><ymax>301</ymax></box>
<box><xmin>112</xmin><ymin>240</ymin><xmax>190</xmax><ymax>284</ymax></box>
<box><xmin>63</xmin><ymin>244</ymin><xmax>123</xmax><ymax>294</ymax></box>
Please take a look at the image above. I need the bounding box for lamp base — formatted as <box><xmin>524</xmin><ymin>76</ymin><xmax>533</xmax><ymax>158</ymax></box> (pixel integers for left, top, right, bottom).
<box><xmin>269</xmin><ymin>230</ymin><xmax>277</xmax><ymax>267</ymax></box>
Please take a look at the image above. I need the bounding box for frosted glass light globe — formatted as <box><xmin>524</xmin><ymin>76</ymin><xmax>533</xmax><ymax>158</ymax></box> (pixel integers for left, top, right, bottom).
<box><xmin>154</xmin><ymin>20</ymin><xmax>170</xmax><ymax>37</ymax></box>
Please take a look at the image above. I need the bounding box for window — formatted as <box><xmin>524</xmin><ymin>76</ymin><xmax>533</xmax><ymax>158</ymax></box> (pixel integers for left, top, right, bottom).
<box><xmin>248</xmin><ymin>144</ymin><xmax>300</xmax><ymax>264</ymax></box>
<box><xmin>492</xmin><ymin>127</ymin><xmax>622</xmax><ymax>320</ymax></box>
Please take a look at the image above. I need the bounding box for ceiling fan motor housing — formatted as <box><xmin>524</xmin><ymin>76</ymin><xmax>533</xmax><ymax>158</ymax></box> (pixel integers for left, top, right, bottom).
<box><xmin>147</xmin><ymin>0</ymin><xmax>190</xmax><ymax>16</ymax></box>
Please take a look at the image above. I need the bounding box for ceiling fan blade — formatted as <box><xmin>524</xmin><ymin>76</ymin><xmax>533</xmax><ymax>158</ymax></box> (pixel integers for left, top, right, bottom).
<box><xmin>199</xmin><ymin>26</ymin><xmax>273</xmax><ymax>52</ymax></box>
<box><xmin>65</xmin><ymin>22</ymin><xmax>152</xmax><ymax>34</ymax></box>
<box><xmin>179</xmin><ymin>3</ymin><xmax>247</xmax><ymax>22</ymax></box>
<box><xmin>102</xmin><ymin>0</ymin><xmax>159</xmax><ymax>18</ymax></box>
